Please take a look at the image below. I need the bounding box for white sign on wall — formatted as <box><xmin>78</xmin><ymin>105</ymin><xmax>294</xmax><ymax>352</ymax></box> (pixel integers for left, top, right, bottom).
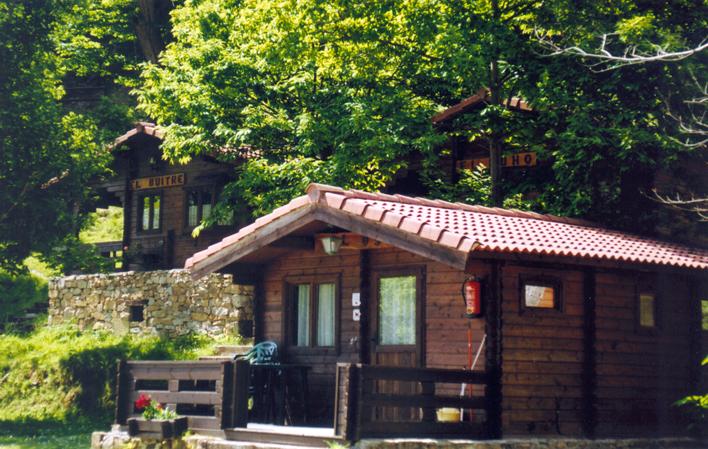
<box><xmin>353</xmin><ymin>309</ymin><xmax>361</xmax><ymax>322</ymax></box>
<box><xmin>352</xmin><ymin>292</ymin><xmax>361</xmax><ymax>307</ymax></box>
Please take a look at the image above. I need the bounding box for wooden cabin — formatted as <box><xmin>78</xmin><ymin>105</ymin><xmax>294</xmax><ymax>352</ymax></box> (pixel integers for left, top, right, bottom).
<box><xmin>94</xmin><ymin>123</ymin><xmax>252</xmax><ymax>270</ymax></box>
<box><xmin>395</xmin><ymin>88</ymin><xmax>537</xmax><ymax>196</ymax></box>
<box><xmin>181</xmin><ymin>183</ymin><xmax>706</xmax><ymax>440</ymax></box>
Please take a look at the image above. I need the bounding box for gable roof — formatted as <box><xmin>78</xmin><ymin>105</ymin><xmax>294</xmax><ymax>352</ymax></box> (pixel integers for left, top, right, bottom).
<box><xmin>432</xmin><ymin>88</ymin><xmax>533</xmax><ymax>124</ymax></box>
<box><xmin>185</xmin><ymin>184</ymin><xmax>708</xmax><ymax>278</ymax></box>
<box><xmin>111</xmin><ymin>123</ymin><xmax>261</xmax><ymax>159</ymax></box>
<box><xmin>112</xmin><ymin>122</ymin><xmax>165</xmax><ymax>149</ymax></box>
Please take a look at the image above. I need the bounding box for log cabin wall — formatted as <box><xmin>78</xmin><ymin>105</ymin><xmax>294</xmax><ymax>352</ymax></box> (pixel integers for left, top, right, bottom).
<box><xmin>498</xmin><ymin>263</ymin><xmax>696</xmax><ymax>438</ymax></box>
<box><xmin>594</xmin><ymin>271</ymin><xmax>693</xmax><ymax>437</ymax></box>
<box><xmin>262</xmin><ymin>247</ymin><xmax>362</xmax><ymax>423</ymax></box>
<box><xmin>260</xmin><ymin>246</ymin><xmax>487</xmax><ymax>423</ymax></box>
<box><xmin>499</xmin><ymin>264</ymin><xmax>586</xmax><ymax>436</ymax></box>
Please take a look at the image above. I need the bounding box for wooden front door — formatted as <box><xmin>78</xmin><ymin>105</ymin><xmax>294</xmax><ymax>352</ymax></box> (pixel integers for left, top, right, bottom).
<box><xmin>369</xmin><ymin>267</ymin><xmax>425</xmax><ymax>420</ymax></box>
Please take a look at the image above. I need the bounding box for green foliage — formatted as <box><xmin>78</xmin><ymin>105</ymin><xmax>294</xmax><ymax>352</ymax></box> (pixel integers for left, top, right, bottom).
<box><xmin>674</xmin><ymin>356</ymin><xmax>708</xmax><ymax>431</ymax></box>
<box><xmin>0</xmin><ymin>323</ymin><xmax>214</xmax><ymax>423</ymax></box>
<box><xmin>0</xmin><ymin>0</ymin><xmax>112</xmax><ymax>272</ymax></box>
<box><xmin>428</xmin><ymin>164</ymin><xmax>533</xmax><ymax>210</ymax></box>
<box><xmin>134</xmin><ymin>0</ymin><xmax>705</xmax><ymax>239</ymax></box>
<box><xmin>0</xmin><ymin>271</ymin><xmax>47</xmax><ymax>326</ymax></box>
<box><xmin>79</xmin><ymin>207</ymin><xmax>124</xmax><ymax>244</ymax></box>
<box><xmin>0</xmin><ymin>418</ymin><xmax>99</xmax><ymax>448</ymax></box>
<box><xmin>40</xmin><ymin>235</ymin><xmax>113</xmax><ymax>275</ymax></box>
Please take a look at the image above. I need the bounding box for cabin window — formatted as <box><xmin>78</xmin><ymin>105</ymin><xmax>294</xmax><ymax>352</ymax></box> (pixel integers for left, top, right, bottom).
<box><xmin>521</xmin><ymin>277</ymin><xmax>561</xmax><ymax>310</ymax></box>
<box><xmin>638</xmin><ymin>292</ymin><xmax>656</xmax><ymax>328</ymax></box>
<box><xmin>379</xmin><ymin>275</ymin><xmax>417</xmax><ymax>345</ymax></box>
<box><xmin>289</xmin><ymin>281</ymin><xmax>337</xmax><ymax>348</ymax></box>
<box><xmin>187</xmin><ymin>189</ymin><xmax>213</xmax><ymax>228</ymax></box>
<box><xmin>186</xmin><ymin>187</ymin><xmax>235</xmax><ymax>228</ymax></box>
<box><xmin>138</xmin><ymin>193</ymin><xmax>161</xmax><ymax>232</ymax></box>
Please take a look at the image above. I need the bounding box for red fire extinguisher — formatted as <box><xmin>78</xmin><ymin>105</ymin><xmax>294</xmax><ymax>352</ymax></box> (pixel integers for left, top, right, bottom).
<box><xmin>461</xmin><ymin>277</ymin><xmax>483</xmax><ymax>318</ymax></box>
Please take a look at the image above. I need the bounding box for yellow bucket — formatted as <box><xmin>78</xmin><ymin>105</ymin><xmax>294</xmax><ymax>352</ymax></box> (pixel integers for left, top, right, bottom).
<box><xmin>436</xmin><ymin>407</ymin><xmax>461</xmax><ymax>422</ymax></box>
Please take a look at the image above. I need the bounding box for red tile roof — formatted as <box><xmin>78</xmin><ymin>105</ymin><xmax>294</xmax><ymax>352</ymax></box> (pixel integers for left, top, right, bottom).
<box><xmin>185</xmin><ymin>184</ymin><xmax>708</xmax><ymax>275</ymax></box>
<box><xmin>432</xmin><ymin>88</ymin><xmax>533</xmax><ymax>124</ymax></box>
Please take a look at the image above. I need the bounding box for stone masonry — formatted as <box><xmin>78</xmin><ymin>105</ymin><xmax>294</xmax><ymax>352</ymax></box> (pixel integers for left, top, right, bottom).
<box><xmin>48</xmin><ymin>270</ymin><xmax>253</xmax><ymax>338</ymax></box>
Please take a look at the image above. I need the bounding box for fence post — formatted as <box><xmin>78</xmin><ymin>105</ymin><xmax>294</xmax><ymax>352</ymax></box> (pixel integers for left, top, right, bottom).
<box><xmin>421</xmin><ymin>381</ymin><xmax>435</xmax><ymax>422</ymax></box>
<box><xmin>114</xmin><ymin>360</ymin><xmax>130</xmax><ymax>425</ymax></box>
<box><xmin>232</xmin><ymin>359</ymin><xmax>250</xmax><ymax>428</ymax></box>
<box><xmin>220</xmin><ymin>360</ymin><xmax>235</xmax><ymax>429</ymax></box>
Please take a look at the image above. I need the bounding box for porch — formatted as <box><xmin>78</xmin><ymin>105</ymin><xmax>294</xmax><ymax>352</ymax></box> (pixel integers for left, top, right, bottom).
<box><xmin>114</xmin><ymin>359</ymin><xmax>489</xmax><ymax>446</ymax></box>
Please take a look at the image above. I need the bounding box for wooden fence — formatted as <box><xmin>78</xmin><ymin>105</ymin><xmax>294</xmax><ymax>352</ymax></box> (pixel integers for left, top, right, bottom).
<box><xmin>334</xmin><ymin>363</ymin><xmax>488</xmax><ymax>440</ymax></box>
<box><xmin>115</xmin><ymin>359</ymin><xmax>249</xmax><ymax>435</ymax></box>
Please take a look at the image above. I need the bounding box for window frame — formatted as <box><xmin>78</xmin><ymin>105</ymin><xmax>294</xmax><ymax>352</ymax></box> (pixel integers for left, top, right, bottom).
<box><xmin>371</xmin><ymin>266</ymin><xmax>426</xmax><ymax>364</ymax></box>
<box><xmin>283</xmin><ymin>274</ymin><xmax>340</xmax><ymax>354</ymax></box>
<box><xmin>184</xmin><ymin>185</ymin><xmax>234</xmax><ymax>231</ymax></box>
<box><xmin>636</xmin><ymin>290</ymin><xmax>659</xmax><ymax>332</ymax></box>
<box><xmin>519</xmin><ymin>275</ymin><xmax>563</xmax><ymax>313</ymax></box>
<box><xmin>137</xmin><ymin>191</ymin><xmax>163</xmax><ymax>234</ymax></box>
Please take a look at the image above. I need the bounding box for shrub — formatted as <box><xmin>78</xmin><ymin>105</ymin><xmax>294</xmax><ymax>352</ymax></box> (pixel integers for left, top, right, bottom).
<box><xmin>0</xmin><ymin>323</ymin><xmax>213</xmax><ymax>423</ymax></box>
<box><xmin>0</xmin><ymin>270</ymin><xmax>47</xmax><ymax>327</ymax></box>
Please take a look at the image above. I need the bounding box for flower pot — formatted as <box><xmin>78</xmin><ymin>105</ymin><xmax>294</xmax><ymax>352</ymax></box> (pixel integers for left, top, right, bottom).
<box><xmin>127</xmin><ymin>416</ymin><xmax>188</xmax><ymax>439</ymax></box>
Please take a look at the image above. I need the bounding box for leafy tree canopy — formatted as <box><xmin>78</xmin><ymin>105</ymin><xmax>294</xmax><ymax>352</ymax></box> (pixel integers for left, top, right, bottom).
<box><xmin>136</xmin><ymin>0</ymin><xmax>706</xmax><ymax>241</ymax></box>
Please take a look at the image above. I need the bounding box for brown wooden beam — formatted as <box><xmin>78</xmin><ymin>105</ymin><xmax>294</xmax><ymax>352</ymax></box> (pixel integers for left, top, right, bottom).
<box><xmin>189</xmin><ymin>204</ymin><xmax>317</xmax><ymax>278</ymax></box>
<box><xmin>269</xmin><ymin>236</ymin><xmax>315</xmax><ymax>250</ymax></box>
<box><xmin>313</xmin><ymin>207</ymin><xmax>468</xmax><ymax>270</ymax></box>
<box><xmin>359</xmin><ymin>250</ymin><xmax>370</xmax><ymax>365</ymax></box>
<box><xmin>484</xmin><ymin>260</ymin><xmax>503</xmax><ymax>439</ymax></box>
<box><xmin>581</xmin><ymin>269</ymin><xmax>597</xmax><ymax>438</ymax></box>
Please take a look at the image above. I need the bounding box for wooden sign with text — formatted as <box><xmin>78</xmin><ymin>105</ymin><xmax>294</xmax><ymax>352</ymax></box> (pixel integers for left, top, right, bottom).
<box><xmin>456</xmin><ymin>152</ymin><xmax>537</xmax><ymax>171</ymax></box>
<box><xmin>131</xmin><ymin>173</ymin><xmax>185</xmax><ymax>190</ymax></box>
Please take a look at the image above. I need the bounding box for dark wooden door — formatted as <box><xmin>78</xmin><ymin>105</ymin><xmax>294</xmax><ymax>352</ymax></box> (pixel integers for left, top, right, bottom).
<box><xmin>369</xmin><ymin>267</ymin><xmax>425</xmax><ymax>420</ymax></box>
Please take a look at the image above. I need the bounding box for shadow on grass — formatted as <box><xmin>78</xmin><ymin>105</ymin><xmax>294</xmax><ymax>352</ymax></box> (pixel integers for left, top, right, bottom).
<box><xmin>0</xmin><ymin>417</ymin><xmax>111</xmax><ymax>449</ymax></box>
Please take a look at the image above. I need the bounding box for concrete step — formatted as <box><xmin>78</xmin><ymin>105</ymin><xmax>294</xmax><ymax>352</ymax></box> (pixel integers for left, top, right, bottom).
<box><xmin>198</xmin><ymin>355</ymin><xmax>233</xmax><ymax>361</ymax></box>
<box><xmin>215</xmin><ymin>344</ymin><xmax>252</xmax><ymax>356</ymax></box>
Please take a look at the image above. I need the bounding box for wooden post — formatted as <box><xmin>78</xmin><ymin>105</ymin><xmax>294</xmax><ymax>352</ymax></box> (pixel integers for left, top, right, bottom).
<box><xmin>232</xmin><ymin>359</ymin><xmax>250</xmax><ymax>428</ymax></box>
<box><xmin>484</xmin><ymin>261</ymin><xmax>502</xmax><ymax>438</ymax></box>
<box><xmin>114</xmin><ymin>360</ymin><xmax>130</xmax><ymax>424</ymax></box>
<box><xmin>581</xmin><ymin>269</ymin><xmax>597</xmax><ymax>438</ymax></box>
<box><xmin>334</xmin><ymin>363</ymin><xmax>359</xmax><ymax>441</ymax></box>
<box><xmin>421</xmin><ymin>381</ymin><xmax>435</xmax><ymax>422</ymax></box>
<box><xmin>359</xmin><ymin>250</ymin><xmax>371</xmax><ymax>365</ymax></box>
<box><xmin>253</xmin><ymin>271</ymin><xmax>265</xmax><ymax>343</ymax></box>
<box><xmin>220</xmin><ymin>360</ymin><xmax>235</xmax><ymax>429</ymax></box>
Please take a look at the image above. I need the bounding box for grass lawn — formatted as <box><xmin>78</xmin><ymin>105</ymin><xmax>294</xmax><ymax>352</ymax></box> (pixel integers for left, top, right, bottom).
<box><xmin>0</xmin><ymin>419</ymin><xmax>107</xmax><ymax>449</ymax></box>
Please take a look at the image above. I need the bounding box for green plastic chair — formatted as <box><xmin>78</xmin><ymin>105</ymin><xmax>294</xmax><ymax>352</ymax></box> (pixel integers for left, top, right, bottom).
<box><xmin>238</xmin><ymin>340</ymin><xmax>279</xmax><ymax>365</ymax></box>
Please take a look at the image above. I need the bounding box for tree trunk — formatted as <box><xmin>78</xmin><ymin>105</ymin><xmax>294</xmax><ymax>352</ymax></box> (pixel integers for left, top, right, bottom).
<box><xmin>489</xmin><ymin>0</ymin><xmax>503</xmax><ymax>208</ymax></box>
<box><xmin>134</xmin><ymin>0</ymin><xmax>168</xmax><ymax>63</ymax></box>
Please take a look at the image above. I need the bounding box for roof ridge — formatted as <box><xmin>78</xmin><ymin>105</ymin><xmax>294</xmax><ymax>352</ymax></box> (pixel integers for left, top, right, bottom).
<box><xmin>305</xmin><ymin>183</ymin><xmax>599</xmax><ymax>229</ymax></box>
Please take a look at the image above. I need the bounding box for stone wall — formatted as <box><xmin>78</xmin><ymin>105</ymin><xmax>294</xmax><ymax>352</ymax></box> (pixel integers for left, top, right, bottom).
<box><xmin>48</xmin><ymin>270</ymin><xmax>253</xmax><ymax>338</ymax></box>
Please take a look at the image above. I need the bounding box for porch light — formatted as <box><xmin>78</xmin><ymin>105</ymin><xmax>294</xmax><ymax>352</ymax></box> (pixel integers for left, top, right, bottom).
<box><xmin>320</xmin><ymin>235</ymin><xmax>344</xmax><ymax>255</ymax></box>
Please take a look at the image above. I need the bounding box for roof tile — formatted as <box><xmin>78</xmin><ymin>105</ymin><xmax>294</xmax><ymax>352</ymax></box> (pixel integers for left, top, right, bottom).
<box><xmin>185</xmin><ymin>184</ymin><xmax>708</xmax><ymax>271</ymax></box>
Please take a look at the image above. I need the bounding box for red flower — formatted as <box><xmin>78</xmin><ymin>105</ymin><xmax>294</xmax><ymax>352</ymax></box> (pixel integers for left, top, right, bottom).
<box><xmin>135</xmin><ymin>394</ymin><xmax>151</xmax><ymax>410</ymax></box>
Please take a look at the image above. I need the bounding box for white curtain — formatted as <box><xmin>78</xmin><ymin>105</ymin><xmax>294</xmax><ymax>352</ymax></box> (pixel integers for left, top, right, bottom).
<box><xmin>296</xmin><ymin>284</ymin><xmax>310</xmax><ymax>346</ymax></box>
<box><xmin>379</xmin><ymin>276</ymin><xmax>416</xmax><ymax>345</ymax></box>
<box><xmin>317</xmin><ymin>283</ymin><xmax>335</xmax><ymax>346</ymax></box>
<box><xmin>152</xmin><ymin>196</ymin><xmax>160</xmax><ymax>230</ymax></box>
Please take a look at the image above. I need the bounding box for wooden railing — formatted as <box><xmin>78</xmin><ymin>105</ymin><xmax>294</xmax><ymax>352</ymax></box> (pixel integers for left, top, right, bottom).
<box><xmin>335</xmin><ymin>363</ymin><xmax>488</xmax><ymax>440</ymax></box>
<box><xmin>95</xmin><ymin>241</ymin><xmax>124</xmax><ymax>271</ymax></box>
<box><xmin>115</xmin><ymin>359</ymin><xmax>249</xmax><ymax>435</ymax></box>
